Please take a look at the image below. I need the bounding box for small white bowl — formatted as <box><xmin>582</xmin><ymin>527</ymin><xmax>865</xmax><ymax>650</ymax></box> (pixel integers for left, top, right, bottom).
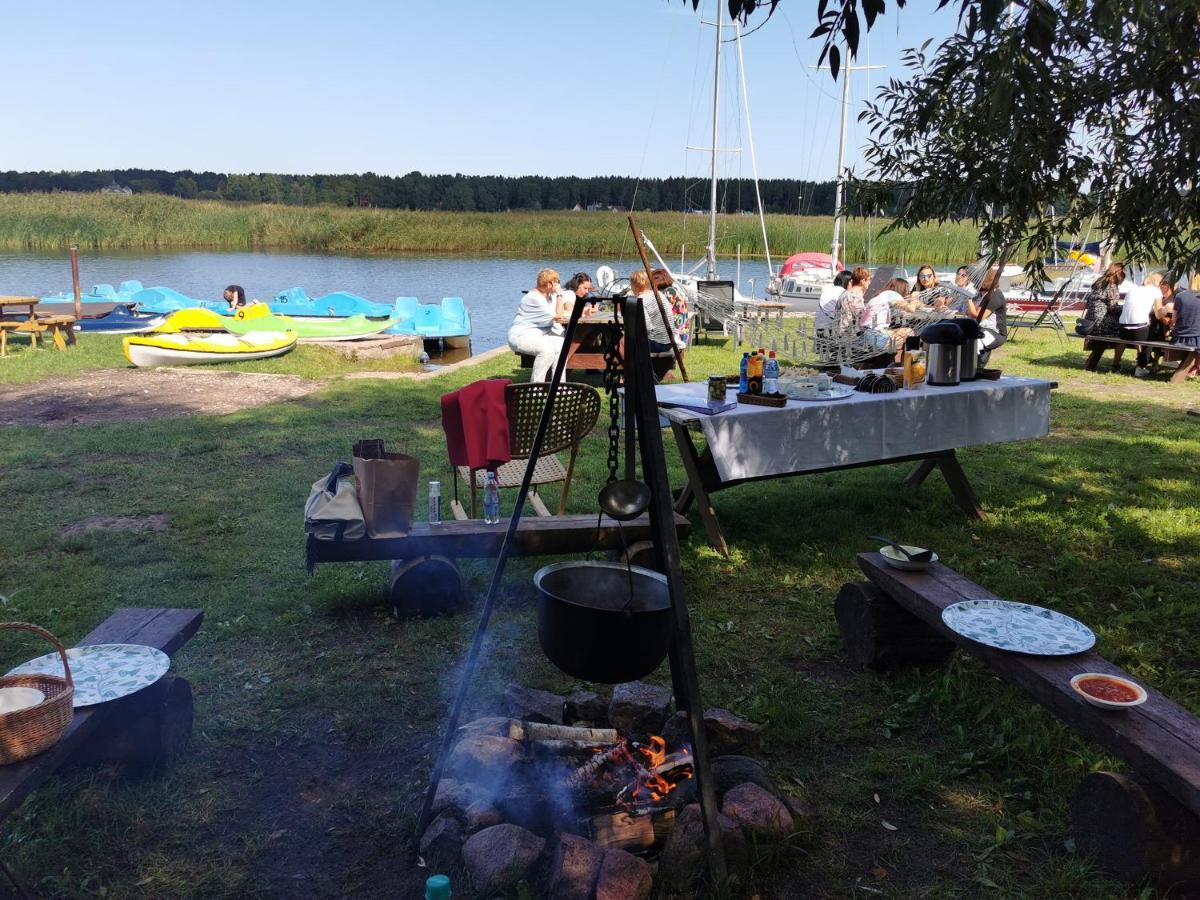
<box><xmin>879</xmin><ymin>544</ymin><xmax>938</xmax><ymax>571</ymax></box>
<box><xmin>1070</xmin><ymin>673</ymin><xmax>1147</xmax><ymax>710</ymax></box>
<box><xmin>0</xmin><ymin>686</ymin><xmax>45</xmax><ymax>715</ymax></box>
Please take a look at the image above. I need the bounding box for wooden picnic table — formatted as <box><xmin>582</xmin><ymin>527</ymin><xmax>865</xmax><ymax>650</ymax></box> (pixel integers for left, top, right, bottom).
<box><xmin>658</xmin><ymin>376</ymin><xmax>1055</xmax><ymax>556</ymax></box>
<box><xmin>0</xmin><ymin>296</ymin><xmax>76</xmax><ymax>355</ymax></box>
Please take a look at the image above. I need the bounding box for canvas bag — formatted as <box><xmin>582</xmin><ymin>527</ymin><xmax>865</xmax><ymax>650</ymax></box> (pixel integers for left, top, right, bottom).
<box><xmin>352</xmin><ymin>439</ymin><xmax>420</xmax><ymax>538</ymax></box>
<box><xmin>304</xmin><ymin>461</ymin><xmax>366</xmax><ymax>541</ymax></box>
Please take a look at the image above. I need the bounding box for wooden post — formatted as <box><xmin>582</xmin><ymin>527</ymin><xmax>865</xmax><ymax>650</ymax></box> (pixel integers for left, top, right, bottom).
<box><xmin>628</xmin><ymin>215</ymin><xmax>688</xmax><ymax>382</ymax></box>
<box><xmin>77</xmin><ymin>673</ymin><xmax>193</xmax><ymax>767</ymax></box>
<box><xmin>69</xmin><ymin>246</ymin><xmax>82</xmax><ymax>323</ymax></box>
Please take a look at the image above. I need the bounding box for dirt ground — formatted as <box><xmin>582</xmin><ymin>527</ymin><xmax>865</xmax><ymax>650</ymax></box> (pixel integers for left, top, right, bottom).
<box><xmin>0</xmin><ymin>369</ymin><xmax>324</xmax><ymax>426</ymax></box>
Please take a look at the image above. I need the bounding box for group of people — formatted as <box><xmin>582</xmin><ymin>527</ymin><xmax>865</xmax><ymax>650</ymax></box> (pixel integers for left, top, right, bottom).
<box><xmin>1076</xmin><ymin>263</ymin><xmax>1200</xmax><ymax>377</ymax></box>
<box><xmin>507</xmin><ymin>268</ymin><xmax>689</xmax><ymax>383</ymax></box>
<box><xmin>814</xmin><ymin>263</ymin><xmax>1006</xmax><ymax>366</ymax></box>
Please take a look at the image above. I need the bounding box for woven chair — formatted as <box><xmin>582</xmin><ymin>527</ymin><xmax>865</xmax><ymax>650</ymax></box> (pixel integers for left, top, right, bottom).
<box><xmin>453</xmin><ymin>382</ymin><xmax>601</xmax><ymax>519</ymax></box>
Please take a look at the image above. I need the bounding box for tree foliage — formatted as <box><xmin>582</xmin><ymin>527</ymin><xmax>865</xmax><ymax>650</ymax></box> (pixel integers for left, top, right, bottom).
<box><xmin>703</xmin><ymin>0</ymin><xmax>1200</xmax><ymax>276</ymax></box>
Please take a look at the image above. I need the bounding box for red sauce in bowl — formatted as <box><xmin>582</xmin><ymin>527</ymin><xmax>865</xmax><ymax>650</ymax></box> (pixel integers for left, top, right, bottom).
<box><xmin>1077</xmin><ymin>676</ymin><xmax>1140</xmax><ymax>703</ymax></box>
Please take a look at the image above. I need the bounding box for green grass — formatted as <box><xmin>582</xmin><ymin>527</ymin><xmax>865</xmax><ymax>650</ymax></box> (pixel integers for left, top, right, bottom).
<box><xmin>0</xmin><ymin>334</ymin><xmax>419</xmax><ymax>385</ymax></box>
<box><xmin>0</xmin><ymin>192</ymin><xmax>983</xmax><ymax>263</ymax></box>
<box><xmin>0</xmin><ymin>330</ymin><xmax>1197</xmax><ymax>896</ymax></box>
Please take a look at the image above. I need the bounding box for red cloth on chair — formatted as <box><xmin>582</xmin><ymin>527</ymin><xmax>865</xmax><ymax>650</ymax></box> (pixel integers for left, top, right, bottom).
<box><xmin>441</xmin><ymin>378</ymin><xmax>512</xmax><ymax>470</ymax></box>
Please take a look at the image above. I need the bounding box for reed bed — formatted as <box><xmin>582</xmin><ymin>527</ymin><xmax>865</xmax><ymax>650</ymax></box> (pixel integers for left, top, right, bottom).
<box><xmin>0</xmin><ymin>193</ymin><xmax>983</xmax><ymax>263</ymax></box>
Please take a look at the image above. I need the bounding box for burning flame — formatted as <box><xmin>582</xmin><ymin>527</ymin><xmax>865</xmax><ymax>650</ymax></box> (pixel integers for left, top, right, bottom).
<box><xmin>617</xmin><ymin>735</ymin><xmax>693</xmax><ymax>809</ymax></box>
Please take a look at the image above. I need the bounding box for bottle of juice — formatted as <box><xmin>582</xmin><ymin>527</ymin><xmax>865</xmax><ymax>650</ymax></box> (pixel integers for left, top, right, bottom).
<box><xmin>748</xmin><ymin>351</ymin><xmax>764</xmax><ymax>394</ymax></box>
<box><xmin>739</xmin><ymin>351</ymin><xmax>749</xmax><ymax>393</ymax></box>
<box><xmin>764</xmin><ymin>351</ymin><xmax>779</xmax><ymax>395</ymax></box>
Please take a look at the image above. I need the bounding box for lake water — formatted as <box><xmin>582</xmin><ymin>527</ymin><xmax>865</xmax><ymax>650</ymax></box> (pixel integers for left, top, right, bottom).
<box><xmin>0</xmin><ymin>249</ymin><xmax>771</xmax><ymax>355</ymax></box>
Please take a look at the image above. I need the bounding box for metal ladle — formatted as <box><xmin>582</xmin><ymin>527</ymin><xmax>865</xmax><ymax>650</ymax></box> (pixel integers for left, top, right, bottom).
<box><xmin>598</xmin><ymin>478</ymin><xmax>650</xmax><ymax>521</ymax></box>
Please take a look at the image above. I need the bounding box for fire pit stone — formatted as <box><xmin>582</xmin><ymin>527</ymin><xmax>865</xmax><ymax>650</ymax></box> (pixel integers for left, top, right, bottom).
<box><xmin>703</xmin><ymin>708</ymin><xmax>764</xmax><ymax>756</ymax></box>
<box><xmin>446</xmin><ymin>733</ymin><xmax>524</xmax><ymax>787</ymax></box>
<box><xmin>462</xmin><ymin>823</ymin><xmax>546</xmax><ymax>897</ymax></box>
<box><xmin>418</xmin><ymin>812</ymin><xmax>464</xmax><ymax>874</ymax></box>
<box><xmin>546</xmin><ymin>833</ymin><xmax>604</xmax><ymax>900</ymax></box>
<box><xmin>657</xmin><ymin>802</ymin><xmax>749</xmax><ymax>893</ymax></box>
<box><xmin>565</xmin><ymin>689</ymin><xmax>608</xmax><ymax>723</ymax></box>
<box><xmin>710</xmin><ymin>754</ymin><xmax>778</xmax><ymax>800</ymax></box>
<box><xmin>431</xmin><ymin>778</ymin><xmax>474</xmax><ymax>819</ymax></box>
<box><xmin>505</xmin><ymin>684</ymin><xmax>567</xmax><ymax>724</ymax></box>
<box><xmin>609</xmin><ymin>681</ymin><xmax>672</xmax><ymax>736</ymax></box>
<box><xmin>595</xmin><ymin>847</ymin><xmax>653</xmax><ymax>900</ymax></box>
<box><xmin>722</xmin><ymin>782</ymin><xmax>796</xmax><ymax>842</ymax></box>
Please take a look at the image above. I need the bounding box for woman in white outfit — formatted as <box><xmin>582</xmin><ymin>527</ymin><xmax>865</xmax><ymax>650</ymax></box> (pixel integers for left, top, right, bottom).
<box><xmin>508</xmin><ymin>268</ymin><xmax>567</xmax><ymax>382</ymax></box>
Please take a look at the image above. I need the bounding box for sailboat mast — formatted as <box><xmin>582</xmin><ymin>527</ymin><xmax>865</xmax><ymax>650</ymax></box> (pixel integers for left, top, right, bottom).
<box><xmin>831</xmin><ymin>49</ymin><xmax>850</xmax><ymax>277</ymax></box>
<box><xmin>706</xmin><ymin>2</ymin><xmax>722</xmax><ymax>280</ymax></box>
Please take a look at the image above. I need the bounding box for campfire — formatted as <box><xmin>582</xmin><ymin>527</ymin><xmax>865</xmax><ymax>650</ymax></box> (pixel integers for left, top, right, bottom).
<box><xmin>419</xmin><ymin>683</ymin><xmax>809</xmax><ymax>898</ymax></box>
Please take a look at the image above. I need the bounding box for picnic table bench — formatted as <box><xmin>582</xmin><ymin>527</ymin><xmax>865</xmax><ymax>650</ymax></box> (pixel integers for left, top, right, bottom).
<box><xmin>306</xmin><ymin>512</ymin><xmax>691</xmax><ymax>618</ymax></box>
<box><xmin>1074</xmin><ymin>333</ymin><xmax>1198</xmax><ymax>382</ymax></box>
<box><xmin>0</xmin><ymin>297</ymin><xmax>76</xmax><ymax>357</ymax></box>
<box><xmin>835</xmin><ymin>554</ymin><xmax>1199</xmax><ymax>889</ymax></box>
<box><xmin>0</xmin><ymin>607</ymin><xmax>203</xmax><ymax>895</ymax></box>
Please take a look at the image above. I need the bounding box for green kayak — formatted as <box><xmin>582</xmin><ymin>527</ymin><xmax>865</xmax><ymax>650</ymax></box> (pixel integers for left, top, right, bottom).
<box><xmin>226</xmin><ymin>307</ymin><xmax>397</xmax><ymax>343</ymax></box>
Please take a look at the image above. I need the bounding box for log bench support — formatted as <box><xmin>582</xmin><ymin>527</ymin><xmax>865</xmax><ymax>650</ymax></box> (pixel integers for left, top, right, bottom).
<box><xmin>835</xmin><ymin>557</ymin><xmax>1200</xmax><ymax>891</ymax></box>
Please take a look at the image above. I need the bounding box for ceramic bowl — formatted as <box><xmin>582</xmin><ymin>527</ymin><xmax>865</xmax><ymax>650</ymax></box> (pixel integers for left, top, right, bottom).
<box><xmin>878</xmin><ymin>544</ymin><xmax>938</xmax><ymax>571</ymax></box>
<box><xmin>1069</xmin><ymin>673</ymin><xmax>1147</xmax><ymax>710</ymax></box>
<box><xmin>0</xmin><ymin>686</ymin><xmax>45</xmax><ymax>715</ymax></box>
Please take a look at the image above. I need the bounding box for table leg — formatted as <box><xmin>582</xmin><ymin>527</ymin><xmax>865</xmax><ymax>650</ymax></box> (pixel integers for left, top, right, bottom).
<box><xmin>51</xmin><ymin>325</ymin><xmax>67</xmax><ymax>351</ymax></box>
<box><xmin>670</xmin><ymin>423</ymin><xmax>729</xmax><ymax>556</ymax></box>
<box><xmin>936</xmin><ymin>451</ymin><xmax>985</xmax><ymax>519</ymax></box>
<box><xmin>902</xmin><ymin>456</ymin><xmax>939</xmax><ymax>488</ymax></box>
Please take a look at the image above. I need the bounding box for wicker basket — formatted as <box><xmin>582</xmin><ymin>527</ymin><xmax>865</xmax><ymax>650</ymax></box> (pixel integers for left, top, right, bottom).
<box><xmin>0</xmin><ymin>623</ymin><xmax>74</xmax><ymax>765</ymax></box>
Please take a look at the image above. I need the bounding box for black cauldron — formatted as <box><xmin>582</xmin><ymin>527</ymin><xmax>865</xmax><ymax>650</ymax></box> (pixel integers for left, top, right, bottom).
<box><xmin>535</xmin><ymin>561</ymin><xmax>672</xmax><ymax>684</ymax></box>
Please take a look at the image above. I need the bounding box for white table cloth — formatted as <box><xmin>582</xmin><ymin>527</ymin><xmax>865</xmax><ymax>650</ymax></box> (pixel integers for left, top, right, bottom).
<box><xmin>656</xmin><ymin>376</ymin><xmax>1052</xmax><ymax>482</ymax></box>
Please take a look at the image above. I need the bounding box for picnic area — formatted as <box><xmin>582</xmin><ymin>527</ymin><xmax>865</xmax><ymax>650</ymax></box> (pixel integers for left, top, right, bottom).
<box><xmin>0</xmin><ymin>318</ymin><xmax>1196</xmax><ymax>898</ymax></box>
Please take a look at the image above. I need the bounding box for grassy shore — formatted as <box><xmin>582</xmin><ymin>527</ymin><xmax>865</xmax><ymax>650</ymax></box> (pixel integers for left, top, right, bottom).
<box><xmin>0</xmin><ymin>332</ymin><xmax>1197</xmax><ymax>896</ymax></box>
<box><xmin>0</xmin><ymin>192</ymin><xmax>982</xmax><ymax>263</ymax></box>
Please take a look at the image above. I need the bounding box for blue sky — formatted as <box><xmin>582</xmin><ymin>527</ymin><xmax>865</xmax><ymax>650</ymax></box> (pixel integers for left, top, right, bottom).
<box><xmin>1</xmin><ymin>1</ymin><xmax>958</xmax><ymax>181</ymax></box>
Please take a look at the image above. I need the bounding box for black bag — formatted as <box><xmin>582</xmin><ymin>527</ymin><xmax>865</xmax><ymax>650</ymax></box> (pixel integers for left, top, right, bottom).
<box><xmin>1075</xmin><ymin>317</ymin><xmax>1096</xmax><ymax>336</ymax></box>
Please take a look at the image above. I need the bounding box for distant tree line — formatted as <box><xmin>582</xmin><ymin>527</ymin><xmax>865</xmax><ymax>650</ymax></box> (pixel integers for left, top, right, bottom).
<box><xmin>0</xmin><ymin>169</ymin><xmax>861</xmax><ymax>215</ymax></box>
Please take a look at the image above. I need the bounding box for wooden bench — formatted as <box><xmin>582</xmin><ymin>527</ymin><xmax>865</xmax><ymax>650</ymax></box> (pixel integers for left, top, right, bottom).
<box><xmin>0</xmin><ymin>608</ymin><xmax>203</xmax><ymax>894</ymax></box>
<box><xmin>1073</xmin><ymin>333</ymin><xmax>1197</xmax><ymax>382</ymax></box>
<box><xmin>306</xmin><ymin>512</ymin><xmax>691</xmax><ymax>618</ymax></box>
<box><xmin>835</xmin><ymin>554</ymin><xmax>1200</xmax><ymax>890</ymax></box>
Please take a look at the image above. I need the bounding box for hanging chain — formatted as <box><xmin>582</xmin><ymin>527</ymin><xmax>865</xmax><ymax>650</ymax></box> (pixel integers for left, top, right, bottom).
<box><xmin>602</xmin><ymin>314</ymin><xmax>622</xmax><ymax>485</ymax></box>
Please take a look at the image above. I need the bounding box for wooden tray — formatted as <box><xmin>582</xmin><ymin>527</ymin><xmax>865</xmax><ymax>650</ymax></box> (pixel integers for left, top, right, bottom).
<box><xmin>736</xmin><ymin>392</ymin><xmax>787</xmax><ymax>408</ymax></box>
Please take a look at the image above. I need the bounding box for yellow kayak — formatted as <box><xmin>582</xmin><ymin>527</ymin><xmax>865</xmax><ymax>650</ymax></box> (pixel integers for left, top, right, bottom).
<box><xmin>123</xmin><ymin>330</ymin><xmax>298</xmax><ymax>367</ymax></box>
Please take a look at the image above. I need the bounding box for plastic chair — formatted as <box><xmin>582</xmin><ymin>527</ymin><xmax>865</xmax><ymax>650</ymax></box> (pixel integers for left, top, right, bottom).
<box><xmin>452</xmin><ymin>382</ymin><xmax>600</xmax><ymax>519</ymax></box>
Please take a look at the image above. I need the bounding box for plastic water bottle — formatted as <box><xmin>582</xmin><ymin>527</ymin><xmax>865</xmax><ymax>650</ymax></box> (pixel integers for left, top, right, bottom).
<box><xmin>428</xmin><ymin>480</ymin><xmax>442</xmax><ymax>526</ymax></box>
<box><xmin>483</xmin><ymin>472</ymin><xmax>501</xmax><ymax>524</ymax></box>
<box><xmin>739</xmin><ymin>352</ymin><xmax>749</xmax><ymax>393</ymax></box>
<box><xmin>764</xmin><ymin>351</ymin><xmax>780</xmax><ymax>395</ymax></box>
<box><xmin>425</xmin><ymin>874</ymin><xmax>451</xmax><ymax>900</ymax></box>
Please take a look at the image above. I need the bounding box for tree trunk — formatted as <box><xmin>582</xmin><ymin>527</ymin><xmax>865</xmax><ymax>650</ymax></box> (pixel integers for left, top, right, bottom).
<box><xmin>389</xmin><ymin>555</ymin><xmax>465</xmax><ymax>618</ymax></box>
<box><xmin>834</xmin><ymin>580</ymin><xmax>956</xmax><ymax>671</ymax></box>
<box><xmin>1069</xmin><ymin>771</ymin><xmax>1200</xmax><ymax>889</ymax></box>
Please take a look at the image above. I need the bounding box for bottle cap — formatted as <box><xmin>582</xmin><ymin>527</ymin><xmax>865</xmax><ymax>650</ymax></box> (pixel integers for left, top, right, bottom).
<box><xmin>768</xmin><ymin>351</ymin><xmax>776</xmax><ymax>358</ymax></box>
<box><xmin>429</xmin><ymin>480</ymin><xmax>440</xmax><ymax>487</ymax></box>
<box><xmin>425</xmin><ymin>874</ymin><xmax>451</xmax><ymax>900</ymax></box>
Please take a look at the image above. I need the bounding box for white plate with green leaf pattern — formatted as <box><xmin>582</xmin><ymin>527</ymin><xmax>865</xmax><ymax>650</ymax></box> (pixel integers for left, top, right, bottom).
<box><xmin>6</xmin><ymin>644</ymin><xmax>170</xmax><ymax>707</ymax></box>
<box><xmin>941</xmin><ymin>600</ymin><xmax>1095</xmax><ymax>656</ymax></box>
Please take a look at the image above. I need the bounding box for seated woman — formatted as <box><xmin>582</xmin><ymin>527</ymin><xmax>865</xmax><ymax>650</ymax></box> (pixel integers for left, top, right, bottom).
<box><xmin>912</xmin><ymin>265</ymin><xmax>939</xmax><ymax>301</ymax></box>
<box><xmin>965</xmin><ymin>266</ymin><xmax>1008</xmax><ymax>366</ymax></box>
<box><xmin>1114</xmin><ymin>272</ymin><xmax>1163</xmax><ymax>375</ymax></box>
<box><xmin>815</xmin><ymin>270</ymin><xmax>854</xmax><ymax>334</ymax></box>
<box><xmin>508</xmin><ymin>268</ymin><xmax>566</xmax><ymax>382</ymax></box>
<box><xmin>865</xmin><ymin>277</ymin><xmax>918</xmax><ymax>357</ymax></box>
<box><xmin>1076</xmin><ymin>263</ymin><xmax>1126</xmax><ymax>337</ymax></box>
<box><xmin>1171</xmin><ymin>278</ymin><xmax>1200</xmax><ymax>378</ymax></box>
<box><xmin>629</xmin><ymin>270</ymin><xmax>676</xmax><ymax>351</ymax></box>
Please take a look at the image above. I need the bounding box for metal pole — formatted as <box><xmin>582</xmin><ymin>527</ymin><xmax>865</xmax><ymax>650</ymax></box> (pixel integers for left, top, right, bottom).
<box><xmin>415</xmin><ymin>300</ymin><xmax>588</xmax><ymax>838</ymax></box>
<box><xmin>832</xmin><ymin>48</ymin><xmax>851</xmax><ymax>279</ymax></box>
<box><xmin>706</xmin><ymin>3</ymin><xmax>722</xmax><ymax>280</ymax></box>
<box><xmin>735</xmin><ymin>20</ymin><xmax>773</xmax><ymax>275</ymax></box>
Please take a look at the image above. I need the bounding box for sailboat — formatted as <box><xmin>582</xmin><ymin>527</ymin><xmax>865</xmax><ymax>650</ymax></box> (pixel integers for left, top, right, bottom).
<box><xmin>764</xmin><ymin>50</ymin><xmax>882</xmax><ymax>310</ymax></box>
